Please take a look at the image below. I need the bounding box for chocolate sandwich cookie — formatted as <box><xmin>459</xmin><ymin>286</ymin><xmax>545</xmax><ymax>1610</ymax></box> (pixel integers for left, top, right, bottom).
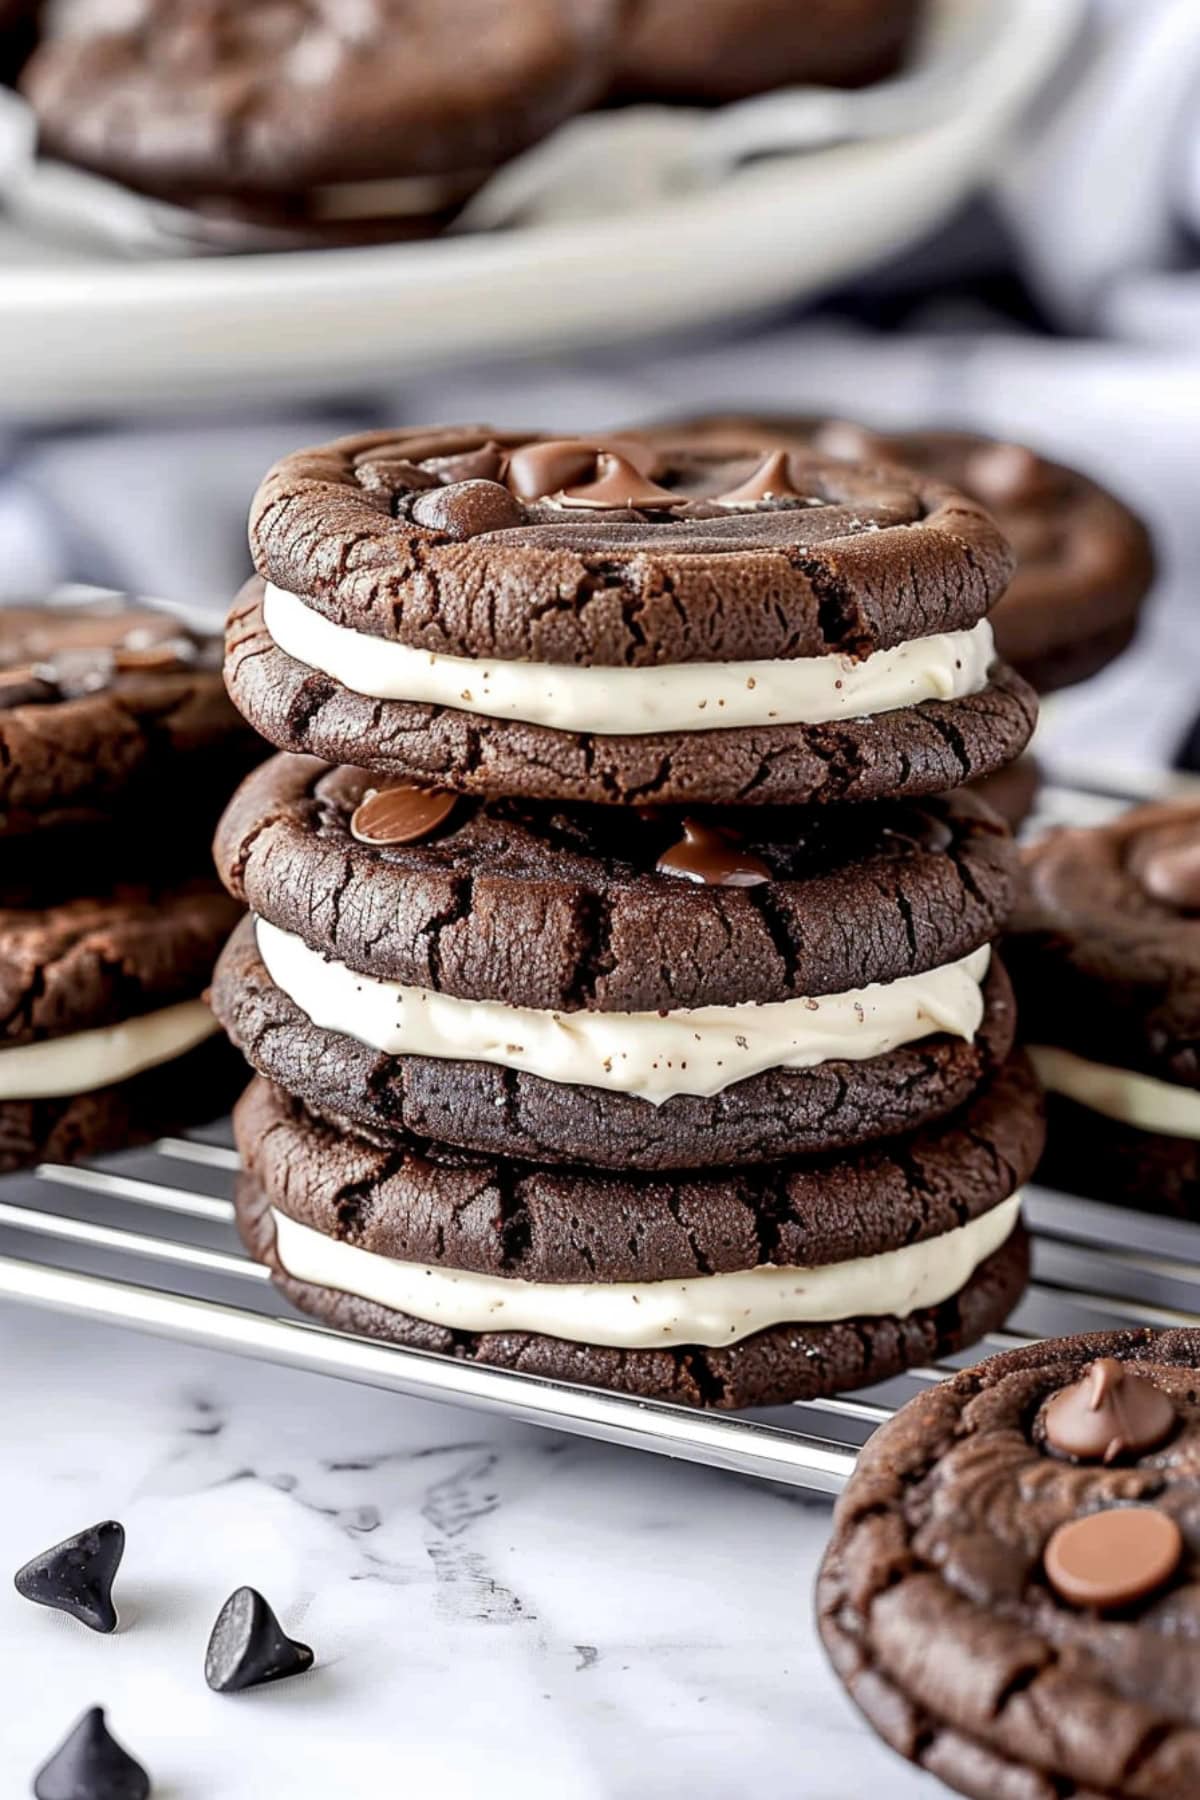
<box><xmin>819</xmin><ymin>1329</ymin><xmax>1200</xmax><ymax>1800</ymax></box>
<box><xmin>614</xmin><ymin>0</ymin><xmax>921</xmax><ymax>103</ymax></box>
<box><xmin>22</xmin><ymin>0</ymin><xmax>620</xmax><ymax>244</ymax></box>
<box><xmin>235</xmin><ymin>1054</ymin><xmax>1039</xmax><ymax>1410</ymax></box>
<box><xmin>0</xmin><ymin>596</ymin><xmax>258</xmax><ymax>838</ymax></box>
<box><xmin>227</xmin><ymin>426</ymin><xmax>1034</xmax><ymax>809</ymax></box>
<box><xmin>657</xmin><ymin>415</ymin><xmax>1154</xmax><ymax>694</ymax></box>
<box><xmin>1007</xmin><ymin>799</ymin><xmax>1200</xmax><ymax>1219</ymax></box>
<box><xmin>212</xmin><ymin>755</ymin><xmax>1018</xmax><ymax>1169</ymax></box>
<box><xmin>0</xmin><ymin>879</ymin><xmax>242</xmax><ymax>1171</ymax></box>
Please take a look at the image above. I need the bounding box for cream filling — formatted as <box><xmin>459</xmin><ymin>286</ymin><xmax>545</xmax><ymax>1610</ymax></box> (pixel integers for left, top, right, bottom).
<box><xmin>271</xmin><ymin>1194</ymin><xmax>1021</xmax><ymax>1349</ymax></box>
<box><xmin>0</xmin><ymin>999</ymin><xmax>217</xmax><ymax>1102</ymax></box>
<box><xmin>256</xmin><ymin>918</ymin><xmax>990</xmax><ymax>1104</ymax></box>
<box><xmin>262</xmin><ymin>583</ymin><xmax>995</xmax><ymax>736</ymax></box>
<box><xmin>1030</xmin><ymin>1045</ymin><xmax>1200</xmax><ymax>1141</ymax></box>
<box><xmin>307</xmin><ymin>172</ymin><xmax>486</xmax><ymax>221</ymax></box>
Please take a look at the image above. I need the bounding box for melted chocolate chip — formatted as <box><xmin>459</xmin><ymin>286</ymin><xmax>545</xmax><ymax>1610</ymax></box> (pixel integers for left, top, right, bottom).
<box><xmin>1129</xmin><ymin>819</ymin><xmax>1200</xmax><ymax>912</ymax></box>
<box><xmin>505</xmin><ymin>439</ymin><xmax>597</xmax><ymax>501</ymax></box>
<box><xmin>714</xmin><ymin>450</ymin><xmax>809</xmax><ymax>506</ymax></box>
<box><xmin>1043</xmin><ymin>1358</ymin><xmax>1176</xmax><ymax>1463</ymax></box>
<box><xmin>559</xmin><ymin>451</ymin><xmax>683</xmax><ymax>510</ymax></box>
<box><xmin>350</xmin><ymin>784</ymin><xmax>457</xmax><ymax>846</ymax></box>
<box><xmin>424</xmin><ymin>443</ymin><xmax>506</xmax><ymax>485</ymax></box>
<box><xmin>656</xmin><ymin>819</ymin><xmax>770</xmax><ymax>887</ymax></box>
<box><xmin>410</xmin><ymin>479</ymin><xmax>525</xmax><ymax>538</ymax></box>
<box><xmin>965</xmin><ymin>442</ymin><xmax>1056</xmax><ymax>508</ymax></box>
<box><xmin>1043</xmin><ymin>1506</ymin><xmax>1182</xmax><ymax>1611</ymax></box>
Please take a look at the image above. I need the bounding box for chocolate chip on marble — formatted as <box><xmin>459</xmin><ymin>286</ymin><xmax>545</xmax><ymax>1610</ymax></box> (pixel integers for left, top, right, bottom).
<box><xmin>409</xmin><ymin>478</ymin><xmax>525</xmax><ymax>538</ymax></box>
<box><xmin>350</xmin><ymin>783</ymin><xmax>457</xmax><ymax>846</ymax></box>
<box><xmin>14</xmin><ymin>1519</ymin><xmax>125</xmax><ymax>1634</ymax></box>
<box><xmin>1043</xmin><ymin>1358</ymin><xmax>1176</xmax><ymax>1464</ymax></box>
<box><xmin>656</xmin><ymin>818</ymin><xmax>770</xmax><ymax>886</ymax></box>
<box><xmin>1044</xmin><ymin>1506</ymin><xmax>1182</xmax><ymax>1611</ymax></box>
<box><xmin>204</xmin><ymin>1586</ymin><xmax>314</xmax><ymax>1694</ymax></box>
<box><xmin>32</xmin><ymin>1707</ymin><xmax>150</xmax><ymax>1800</ymax></box>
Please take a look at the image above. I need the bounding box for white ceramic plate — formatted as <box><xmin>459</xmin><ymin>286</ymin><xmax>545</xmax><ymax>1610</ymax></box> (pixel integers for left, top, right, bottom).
<box><xmin>0</xmin><ymin>0</ymin><xmax>1080</xmax><ymax>419</ymax></box>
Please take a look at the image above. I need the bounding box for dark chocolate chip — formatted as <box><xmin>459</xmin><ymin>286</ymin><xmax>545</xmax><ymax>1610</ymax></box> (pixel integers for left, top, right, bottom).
<box><xmin>656</xmin><ymin>818</ymin><xmax>770</xmax><ymax>887</ymax></box>
<box><xmin>14</xmin><ymin>1520</ymin><xmax>125</xmax><ymax>1634</ymax></box>
<box><xmin>350</xmin><ymin>783</ymin><xmax>457</xmax><ymax>846</ymax></box>
<box><xmin>1043</xmin><ymin>1506</ymin><xmax>1182</xmax><ymax>1611</ymax></box>
<box><xmin>1043</xmin><ymin>1358</ymin><xmax>1176</xmax><ymax>1463</ymax></box>
<box><xmin>32</xmin><ymin>1708</ymin><xmax>150</xmax><ymax>1800</ymax></box>
<box><xmin>204</xmin><ymin>1585</ymin><xmax>314</xmax><ymax>1694</ymax></box>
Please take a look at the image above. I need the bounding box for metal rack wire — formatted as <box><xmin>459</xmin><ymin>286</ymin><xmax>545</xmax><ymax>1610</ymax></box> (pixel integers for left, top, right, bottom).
<box><xmin>2</xmin><ymin>776</ymin><xmax>1197</xmax><ymax>1498</ymax></box>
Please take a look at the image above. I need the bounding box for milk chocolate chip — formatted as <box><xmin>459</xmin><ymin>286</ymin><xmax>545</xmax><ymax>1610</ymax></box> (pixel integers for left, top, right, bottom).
<box><xmin>1044</xmin><ymin>1506</ymin><xmax>1182</xmax><ymax>1610</ymax></box>
<box><xmin>656</xmin><ymin>819</ymin><xmax>770</xmax><ymax>887</ymax></box>
<box><xmin>715</xmin><ymin>450</ymin><xmax>809</xmax><ymax>506</ymax></box>
<box><xmin>1129</xmin><ymin>818</ymin><xmax>1200</xmax><ymax>912</ymax></box>
<box><xmin>1043</xmin><ymin>1357</ymin><xmax>1176</xmax><ymax>1463</ymax></box>
<box><xmin>350</xmin><ymin>784</ymin><xmax>457</xmax><ymax>846</ymax></box>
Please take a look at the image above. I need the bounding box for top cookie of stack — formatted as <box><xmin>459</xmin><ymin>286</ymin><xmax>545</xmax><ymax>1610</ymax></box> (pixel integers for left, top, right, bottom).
<box><xmin>226</xmin><ymin>427</ymin><xmax>1035</xmax><ymax>808</ymax></box>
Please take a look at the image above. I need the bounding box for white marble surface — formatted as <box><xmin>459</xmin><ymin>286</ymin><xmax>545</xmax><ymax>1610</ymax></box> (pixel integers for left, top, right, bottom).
<box><xmin>0</xmin><ymin>1301</ymin><xmax>942</xmax><ymax>1800</ymax></box>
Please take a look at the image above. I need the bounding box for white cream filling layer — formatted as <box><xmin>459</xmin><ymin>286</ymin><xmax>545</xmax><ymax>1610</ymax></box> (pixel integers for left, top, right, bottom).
<box><xmin>271</xmin><ymin>1194</ymin><xmax>1021</xmax><ymax>1348</ymax></box>
<box><xmin>262</xmin><ymin>582</ymin><xmax>995</xmax><ymax>736</ymax></box>
<box><xmin>1030</xmin><ymin>1045</ymin><xmax>1200</xmax><ymax>1142</ymax></box>
<box><xmin>0</xmin><ymin>999</ymin><xmax>217</xmax><ymax>1101</ymax></box>
<box><xmin>256</xmin><ymin>918</ymin><xmax>990</xmax><ymax>1104</ymax></box>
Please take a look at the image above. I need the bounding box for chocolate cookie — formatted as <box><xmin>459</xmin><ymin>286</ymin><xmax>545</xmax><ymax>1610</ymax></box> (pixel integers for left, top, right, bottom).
<box><xmin>228</xmin><ymin>427</ymin><xmax>1034</xmax><ymax>808</ymax></box>
<box><xmin>23</xmin><ymin>0</ymin><xmax>619</xmax><ymax>235</ymax></box>
<box><xmin>818</xmin><ymin>1329</ymin><xmax>1200</xmax><ymax>1800</ymax></box>
<box><xmin>1007</xmin><ymin>800</ymin><xmax>1200</xmax><ymax>1218</ymax></box>
<box><xmin>234</xmin><ymin>1053</ymin><xmax>1039</xmax><ymax>1410</ymax></box>
<box><xmin>0</xmin><ymin>878</ymin><xmax>243</xmax><ymax>1171</ymax></box>
<box><xmin>658</xmin><ymin>416</ymin><xmax>1154</xmax><ymax>694</ymax></box>
<box><xmin>614</xmin><ymin>0</ymin><xmax>921</xmax><ymax>103</ymax></box>
<box><xmin>0</xmin><ymin>596</ymin><xmax>258</xmax><ymax>838</ymax></box>
<box><xmin>968</xmin><ymin>756</ymin><xmax>1040</xmax><ymax>833</ymax></box>
<box><xmin>212</xmin><ymin>756</ymin><xmax>1019</xmax><ymax>1167</ymax></box>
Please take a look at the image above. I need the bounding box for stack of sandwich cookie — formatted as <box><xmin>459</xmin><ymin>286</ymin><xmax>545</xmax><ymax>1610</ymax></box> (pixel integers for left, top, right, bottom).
<box><xmin>0</xmin><ymin>596</ymin><xmax>251</xmax><ymax>1170</ymax></box>
<box><xmin>217</xmin><ymin>424</ymin><xmax>1038</xmax><ymax>1408</ymax></box>
<box><xmin>1008</xmin><ymin>800</ymin><xmax>1200</xmax><ymax>1218</ymax></box>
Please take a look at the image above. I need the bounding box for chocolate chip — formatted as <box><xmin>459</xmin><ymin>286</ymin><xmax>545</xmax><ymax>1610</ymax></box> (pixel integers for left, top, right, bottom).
<box><xmin>32</xmin><ymin>1707</ymin><xmax>150</xmax><ymax>1800</ymax></box>
<box><xmin>1043</xmin><ymin>1506</ymin><xmax>1182</xmax><ymax>1611</ymax></box>
<box><xmin>656</xmin><ymin>819</ymin><xmax>770</xmax><ymax>886</ymax></box>
<box><xmin>350</xmin><ymin>783</ymin><xmax>457</xmax><ymax>846</ymax></box>
<box><xmin>204</xmin><ymin>1586</ymin><xmax>314</xmax><ymax>1693</ymax></box>
<box><xmin>964</xmin><ymin>441</ymin><xmax>1055</xmax><ymax>507</ymax></box>
<box><xmin>505</xmin><ymin>439</ymin><xmax>596</xmax><ymax>501</ymax></box>
<box><xmin>715</xmin><ymin>450</ymin><xmax>810</xmax><ymax>506</ymax></box>
<box><xmin>1129</xmin><ymin>819</ymin><xmax>1200</xmax><ymax>912</ymax></box>
<box><xmin>1043</xmin><ymin>1358</ymin><xmax>1176</xmax><ymax>1463</ymax></box>
<box><xmin>410</xmin><ymin>478</ymin><xmax>525</xmax><ymax>538</ymax></box>
<box><xmin>424</xmin><ymin>443</ymin><xmax>506</xmax><ymax>485</ymax></box>
<box><xmin>14</xmin><ymin>1519</ymin><xmax>125</xmax><ymax>1634</ymax></box>
<box><xmin>558</xmin><ymin>450</ymin><xmax>683</xmax><ymax>511</ymax></box>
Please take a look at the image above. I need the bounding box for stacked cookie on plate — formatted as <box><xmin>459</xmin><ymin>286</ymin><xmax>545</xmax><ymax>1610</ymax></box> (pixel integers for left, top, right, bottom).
<box><xmin>214</xmin><ymin>426</ymin><xmax>1043</xmax><ymax>1408</ymax></box>
<box><xmin>0</xmin><ymin>596</ymin><xmax>255</xmax><ymax>1171</ymax></box>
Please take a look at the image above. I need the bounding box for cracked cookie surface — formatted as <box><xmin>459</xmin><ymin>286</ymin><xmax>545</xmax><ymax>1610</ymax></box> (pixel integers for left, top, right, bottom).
<box><xmin>233</xmin><ymin>1056</ymin><xmax>1038</xmax><ymax>1408</ymax></box>
<box><xmin>818</xmin><ymin>1329</ymin><xmax>1200</xmax><ymax>1800</ymax></box>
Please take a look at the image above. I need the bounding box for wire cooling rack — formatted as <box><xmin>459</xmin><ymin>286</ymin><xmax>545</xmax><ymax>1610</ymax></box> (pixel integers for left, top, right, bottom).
<box><xmin>2</xmin><ymin>773</ymin><xmax>1198</xmax><ymax>1499</ymax></box>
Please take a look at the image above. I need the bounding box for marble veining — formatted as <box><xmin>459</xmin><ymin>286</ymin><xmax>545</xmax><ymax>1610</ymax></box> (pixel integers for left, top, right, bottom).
<box><xmin>0</xmin><ymin>1305</ymin><xmax>941</xmax><ymax>1798</ymax></box>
